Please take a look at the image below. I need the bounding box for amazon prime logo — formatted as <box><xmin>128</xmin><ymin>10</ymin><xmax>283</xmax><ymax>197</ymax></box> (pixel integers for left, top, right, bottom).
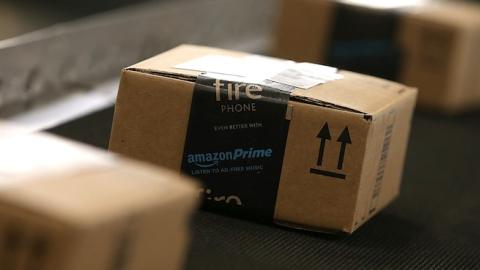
<box><xmin>186</xmin><ymin>148</ymin><xmax>272</xmax><ymax>168</ymax></box>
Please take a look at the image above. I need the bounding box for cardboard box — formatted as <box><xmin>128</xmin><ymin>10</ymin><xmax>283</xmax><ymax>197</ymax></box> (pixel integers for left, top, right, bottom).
<box><xmin>272</xmin><ymin>0</ymin><xmax>480</xmax><ymax>112</ymax></box>
<box><xmin>0</xmin><ymin>124</ymin><xmax>198</xmax><ymax>270</ymax></box>
<box><xmin>399</xmin><ymin>2</ymin><xmax>480</xmax><ymax>112</ymax></box>
<box><xmin>109</xmin><ymin>44</ymin><xmax>417</xmax><ymax>234</ymax></box>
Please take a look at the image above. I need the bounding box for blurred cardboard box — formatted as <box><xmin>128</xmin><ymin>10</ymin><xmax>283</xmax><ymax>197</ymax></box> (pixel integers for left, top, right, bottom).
<box><xmin>399</xmin><ymin>2</ymin><xmax>480</xmax><ymax>112</ymax></box>
<box><xmin>272</xmin><ymin>0</ymin><xmax>480</xmax><ymax>113</ymax></box>
<box><xmin>109</xmin><ymin>44</ymin><xmax>417</xmax><ymax>234</ymax></box>
<box><xmin>0</xmin><ymin>124</ymin><xmax>198</xmax><ymax>270</ymax></box>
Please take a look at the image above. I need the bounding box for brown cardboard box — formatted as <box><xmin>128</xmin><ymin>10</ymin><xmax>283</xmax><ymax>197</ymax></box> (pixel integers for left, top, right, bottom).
<box><xmin>399</xmin><ymin>2</ymin><xmax>480</xmax><ymax>112</ymax></box>
<box><xmin>109</xmin><ymin>44</ymin><xmax>417</xmax><ymax>234</ymax></box>
<box><xmin>0</xmin><ymin>124</ymin><xmax>198</xmax><ymax>270</ymax></box>
<box><xmin>272</xmin><ymin>0</ymin><xmax>480</xmax><ymax>113</ymax></box>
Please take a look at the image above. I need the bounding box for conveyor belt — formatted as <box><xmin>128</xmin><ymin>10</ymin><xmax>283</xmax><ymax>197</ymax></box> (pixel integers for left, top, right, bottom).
<box><xmin>46</xmin><ymin>107</ymin><xmax>480</xmax><ymax>270</ymax></box>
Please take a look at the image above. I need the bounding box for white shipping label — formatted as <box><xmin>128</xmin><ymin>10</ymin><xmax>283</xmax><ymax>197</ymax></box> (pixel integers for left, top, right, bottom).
<box><xmin>175</xmin><ymin>55</ymin><xmax>295</xmax><ymax>79</ymax></box>
<box><xmin>269</xmin><ymin>63</ymin><xmax>343</xmax><ymax>89</ymax></box>
<box><xmin>175</xmin><ymin>55</ymin><xmax>249</xmax><ymax>76</ymax></box>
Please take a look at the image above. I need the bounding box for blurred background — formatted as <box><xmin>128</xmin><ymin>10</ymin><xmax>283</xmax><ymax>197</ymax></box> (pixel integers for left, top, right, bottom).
<box><xmin>1</xmin><ymin>0</ymin><xmax>479</xmax><ymax>269</ymax></box>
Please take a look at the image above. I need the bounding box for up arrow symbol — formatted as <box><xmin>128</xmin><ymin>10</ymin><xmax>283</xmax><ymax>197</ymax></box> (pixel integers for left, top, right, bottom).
<box><xmin>336</xmin><ymin>127</ymin><xmax>352</xmax><ymax>170</ymax></box>
<box><xmin>316</xmin><ymin>122</ymin><xmax>331</xmax><ymax>166</ymax></box>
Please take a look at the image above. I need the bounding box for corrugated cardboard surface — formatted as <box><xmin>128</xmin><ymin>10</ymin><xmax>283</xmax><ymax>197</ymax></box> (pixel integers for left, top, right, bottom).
<box><xmin>110</xmin><ymin>44</ymin><xmax>416</xmax><ymax>233</ymax></box>
<box><xmin>0</xmin><ymin>129</ymin><xmax>198</xmax><ymax>270</ymax></box>
<box><xmin>274</xmin><ymin>102</ymin><xmax>370</xmax><ymax>232</ymax></box>
<box><xmin>109</xmin><ymin>70</ymin><xmax>193</xmax><ymax>171</ymax></box>
<box><xmin>353</xmin><ymin>88</ymin><xmax>416</xmax><ymax>230</ymax></box>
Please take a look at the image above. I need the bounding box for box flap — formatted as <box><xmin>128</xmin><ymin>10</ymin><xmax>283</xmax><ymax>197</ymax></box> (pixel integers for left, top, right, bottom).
<box><xmin>129</xmin><ymin>44</ymin><xmax>415</xmax><ymax>116</ymax></box>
